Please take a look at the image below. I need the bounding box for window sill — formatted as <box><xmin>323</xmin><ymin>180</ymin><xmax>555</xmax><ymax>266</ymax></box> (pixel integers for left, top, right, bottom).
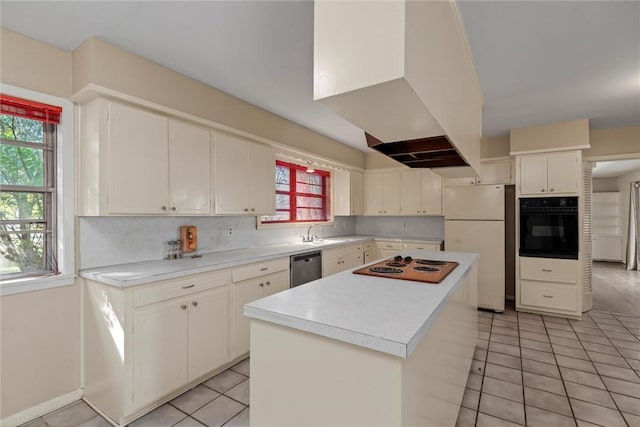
<box><xmin>0</xmin><ymin>273</ymin><xmax>76</xmax><ymax>297</ymax></box>
<box><xmin>256</xmin><ymin>219</ymin><xmax>335</xmax><ymax>230</ymax></box>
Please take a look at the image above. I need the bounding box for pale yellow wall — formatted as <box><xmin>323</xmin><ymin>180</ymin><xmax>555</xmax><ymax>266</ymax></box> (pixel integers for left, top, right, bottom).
<box><xmin>481</xmin><ymin>135</ymin><xmax>510</xmax><ymax>159</ymax></box>
<box><xmin>583</xmin><ymin>127</ymin><xmax>640</xmax><ymax>159</ymax></box>
<box><xmin>0</xmin><ymin>28</ymin><xmax>72</xmax><ymax>98</ymax></box>
<box><xmin>72</xmin><ymin>38</ymin><xmax>365</xmax><ymax>169</ymax></box>
<box><xmin>510</xmin><ymin>119</ymin><xmax>590</xmax><ymax>154</ymax></box>
<box><xmin>593</xmin><ymin>178</ymin><xmax>619</xmax><ymax>193</ymax></box>
<box><xmin>365</xmin><ymin>150</ymin><xmax>404</xmax><ymax>170</ymax></box>
<box><xmin>0</xmin><ymin>285</ymin><xmax>81</xmax><ymax>418</ymax></box>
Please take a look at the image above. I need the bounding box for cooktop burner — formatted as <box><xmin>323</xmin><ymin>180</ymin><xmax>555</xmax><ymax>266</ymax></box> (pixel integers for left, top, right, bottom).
<box><xmin>385</xmin><ymin>262</ymin><xmax>406</xmax><ymax>267</ymax></box>
<box><xmin>370</xmin><ymin>267</ymin><xmax>404</xmax><ymax>274</ymax></box>
<box><xmin>413</xmin><ymin>266</ymin><xmax>441</xmax><ymax>272</ymax></box>
<box><xmin>415</xmin><ymin>260</ymin><xmax>448</xmax><ymax>266</ymax></box>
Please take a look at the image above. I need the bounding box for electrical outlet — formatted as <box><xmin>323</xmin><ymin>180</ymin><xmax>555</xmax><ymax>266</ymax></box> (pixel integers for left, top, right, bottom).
<box><xmin>227</xmin><ymin>227</ymin><xmax>233</xmax><ymax>236</ymax></box>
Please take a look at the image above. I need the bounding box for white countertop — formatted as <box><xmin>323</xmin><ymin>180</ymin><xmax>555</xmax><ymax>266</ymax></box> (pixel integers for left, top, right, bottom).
<box><xmin>244</xmin><ymin>250</ymin><xmax>478</xmax><ymax>359</ymax></box>
<box><xmin>79</xmin><ymin>235</ymin><xmax>443</xmax><ymax>287</ymax></box>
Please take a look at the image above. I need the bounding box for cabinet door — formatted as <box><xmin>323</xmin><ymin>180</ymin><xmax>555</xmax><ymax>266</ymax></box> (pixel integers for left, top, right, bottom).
<box><xmin>364</xmin><ymin>173</ymin><xmax>384</xmax><ymax>215</ymax></box>
<box><xmin>350</xmin><ymin>170</ymin><xmax>364</xmax><ymax>215</ymax></box>
<box><xmin>188</xmin><ymin>287</ymin><xmax>230</xmax><ymax>382</ymax></box>
<box><xmin>547</xmin><ymin>151</ymin><xmax>580</xmax><ymax>194</ymax></box>
<box><xmin>381</xmin><ymin>172</ymin><xmax>401</xmax><ymax>215</ymax></box>
<box><xmin>400</xmin><ymin>170</ymin><xmax>422</xmax><ymax>215</ymax></box>
<box><xmin>519</xmin><ymin>155</ymin><xmax>547</xmax><ymax>195</ymax></box>
<box><xmin>263</xmin><ymin>270</ymin><xmax>290</xmax><ymax>296</ymax></box>
<box><xmin>108</xmin><ymin>102</ymin><xmax>169</xmax><ymax>214</ymax></box>
<box><xmin>169</xmin><ymin>120</ymin><xmax>211</xmax><ymax>215</ymax></box>
<box><xmin>214</xmin><ymin>133</ymin><xmax>249</xmax><ymax>214</ymax></box>
<box><xmin>232</xmin><ymin>280</ymin><xmax>264</xmax><ymax>358</ymax></box>
<box><xmin>322</xmin><ymin>255</ymin><xmax>342</xmax><ymax>277</ymax></box>
<box><xmin>248</xmin><ymin>142</ymin><xmax>275</xmax><ymax>214</ymax></box>
<box><xmin>477</xmin><ymin>162</ymin><xmax>511</xmax><ymax>185</ymax></box>
<box><xmin>133</xmin><ymin>300</ymin><xmax>188</xmax><ymax>409</ymax></box>
<box><xmin>421</xmin><ymin>169</ymin><xmax>442</xmax><ymax>215</ymax></box>
<box><xmin>333</xmin><ymin>169</ymin><xmax>351</xmax><ymax>216</ymax></box>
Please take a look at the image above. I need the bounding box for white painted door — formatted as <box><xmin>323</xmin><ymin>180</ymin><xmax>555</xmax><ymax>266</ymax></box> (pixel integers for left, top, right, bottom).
<box><xmin>333</xmin><ymin>169</ymin><xmax>351</xmax><ymax>216</ymax></box>
<box><xmin>263</xmin><ymin>271</ymin><xmax>290</xmax><ymax>296</ymax></box>
<box><xmin>322</xmin><ymin>255</ymin><xmax>343</xmax><ymax>277</ymax></box>
<box><xmin>400</xmin><ymin>170</ymin><xmax>422</xmax><ymax>215</ymax></box>
<box><xmin>214</xmin><ymin>133</ymin><xmax>249</xmax><ymax>214</ymax></box>
<box><xmin>133</xmin><ymin>300</ymin><xmax>188</xmax><ymax>410</ymax></box>
<box><xmin>248</xmin><ymin>142</ymin><xmax>275</xmax><ymax>215</ymax></box>
<box><xmin>232</xmin><ymin>280</ymin><xmax>264</xmax><ymax>358</ymax></box>
<box><xmin>381</xmin><ymin>172</ymin><xmax>401</xmax><ymax>215</ymax></box>
<box><xmin>364</xmin><ymin>173</ymin><xmax>384</xmax><ymax>215</ymax></box>
<box><xmin>445</xmin><ymin>220</ymin><xmax>505</xmax><ymax>311</ymax></box>
<box><xmin>444</xmin><ymin>185</ymin><xmax>504</xmax><ymax>220</ymax></box>
<box><xmin>169</xmin><ymin>120</ymin><xmax>211</xmax><ymax>215</ymax></box>
<box><xmin>547</xmin><ymin>151</ymin><xmax>580</xmax><ymax>194</ymax></box>
<box><xmin>108</xmin><ymin>102</ymin><xmax>168</xmax><ymax>214</ymax></box>
<box><xmin>421</xmin><ymin>169</ymin><xmax>442</xmax><ymax>215</ymax></box>
<box><xmin>188</xmin><ymin>287</ymin><xmax>230</xmax><ymax>382</ymax></box>
<box><xmin>350</xmin><ymin>170</ymin><xmax>364</xmax><ymax>215</ymax></box>
<box><xmin>519</xmin><ymin>155</ymin><xmax>548</xmax><ymax>195</ymax></box>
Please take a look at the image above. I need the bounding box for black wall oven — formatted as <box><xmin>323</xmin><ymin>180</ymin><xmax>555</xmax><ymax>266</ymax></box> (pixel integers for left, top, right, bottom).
<box><xmin>520</xmin><ymin>197</ymin><xmax>579</xmax><ymax>260</ymax></box>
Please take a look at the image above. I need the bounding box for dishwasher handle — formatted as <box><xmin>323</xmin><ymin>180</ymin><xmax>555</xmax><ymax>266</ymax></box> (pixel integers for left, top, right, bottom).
<box><xmin>292</xmin><ymin>251</ymin><xmax>322</xmax><ymax>262</ymax></box>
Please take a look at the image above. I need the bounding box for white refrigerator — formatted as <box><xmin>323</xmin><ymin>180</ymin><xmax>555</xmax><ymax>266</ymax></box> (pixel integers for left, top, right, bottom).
<box><xmin>444</xmin><ymin>185</ymin><xmax>505</xmax><ymax>312</ymax></box>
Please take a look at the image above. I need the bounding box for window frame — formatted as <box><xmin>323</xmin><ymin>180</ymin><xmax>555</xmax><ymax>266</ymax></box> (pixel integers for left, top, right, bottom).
<box><xmin>261</xmin><ymin>160</ymin><xmax>331</xmax><ymax>225</ymax></box>
<box><xmin>0</xmin><ymin>84</ymin><xmax>74</xmax><ymax>296</ymax></box>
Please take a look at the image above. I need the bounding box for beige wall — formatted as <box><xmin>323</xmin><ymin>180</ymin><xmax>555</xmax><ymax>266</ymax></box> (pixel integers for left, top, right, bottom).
<box><xmin>618</xmin><ymin>169</ymin><xmax>640</xmax><ymax>264</ymax></box>
<box><xmin>510</xmin><ymin>119</ymin><xmax>590</xmax><ymax>154</ymax></box>
<box><xmin>0</xmin><ymin>285</ymin><xmax>81</xmax><ymax>419</ymax></box>
<box><xmin>0</xmin><ymin>28</ymin><xmax>72</xmax><ymax>98</ymax></box>
<box><xmin>593</xmin><ymin>178</ymin><xmax>619</xmax><ymax>193</ymax></box>
<box><xmin>72</xmin><ymin>38</ymin><xmax>365</xmax><ymax>169</ymax></box>
<box><xmin>481</xmin><ymin>135</ymin><xmax>510</xmax><ymax>159</ymax></box>
<box><xmin>583</xmin><ymin>127</ymin><xmax>640</xmax><ymax>159</ymax></box>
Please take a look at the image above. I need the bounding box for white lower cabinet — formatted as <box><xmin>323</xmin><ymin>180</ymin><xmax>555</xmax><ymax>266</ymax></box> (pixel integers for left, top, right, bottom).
<box><xmin>83</xmin><ymin>270</ymin><xmax>232</xmax><ymax>425</ymax></box>
<box><xmin>321</xmin><ymin>243</ymin><xmax>367</xmax><ymax>277</ymax></box>
<box><xmin>517</xmin><ymin>257</ymin><xmax>580</xmax><ymax>316</ymax></box>
<box><xmin>231</xmin><ymin>258</ymin><xmax>290</xmax><ymax>358</ymax></box>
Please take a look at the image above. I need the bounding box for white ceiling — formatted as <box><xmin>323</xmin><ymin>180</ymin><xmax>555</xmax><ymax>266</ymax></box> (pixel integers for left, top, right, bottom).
<box><xmin>1</xmin><ymin>1</ymin><xmax>638</xmax><ymax>152</ymax></box>
<box><xmin>592</xmin><ymin>159</ymin><xmax>640</xmax><ymax>179</ymax></box>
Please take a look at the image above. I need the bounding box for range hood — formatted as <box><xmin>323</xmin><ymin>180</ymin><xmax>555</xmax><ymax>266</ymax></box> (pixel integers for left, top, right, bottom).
<box><xmin>314</xmin><ymin>0</ymin><xmax>483</xmax><ymax>177</ymax></box>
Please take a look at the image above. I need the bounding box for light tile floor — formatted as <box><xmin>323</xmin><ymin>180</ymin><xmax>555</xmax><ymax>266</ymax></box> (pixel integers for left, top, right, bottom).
<box><xmin>21</xmin><ymin>308</ymin><xmax>640</xmax><ymax>427</ymax></box>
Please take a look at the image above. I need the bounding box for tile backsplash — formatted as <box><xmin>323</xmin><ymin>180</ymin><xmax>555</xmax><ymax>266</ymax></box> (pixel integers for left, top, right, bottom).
<box><xmin>78</xmin><ymin>215</ymin><xmax>443</xmax><ymax>269</ymax></box>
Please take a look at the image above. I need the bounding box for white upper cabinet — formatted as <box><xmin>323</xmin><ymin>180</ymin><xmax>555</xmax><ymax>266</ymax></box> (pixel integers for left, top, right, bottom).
<box><xmin>350</xmin><ymin>170</ymin><xmax>364</xmax><ymax>215</ymax></box>
<box><xmin>365</xmin><ymin>172</ymin><xmax>400</xmax><ymax>215</ymax></box>
<box><xmin>168</xmin><ymin>120</ymin><xmax>212</xmax><ymax>215</ymax></box>
<box><xmin>214</xmin><ymin>132</ymin><xmax>275</xmax><ymax>215</ymax></box>
<box><xmin>519</xmin><ymin>151</ymin><xmax>580</xmax><ymax>195</ymax></box>
<box><xmin>477</xmin><ymin>161</ymin><xmax>512</xmax><ymax>185</ymax></box>
<box><xmin>78</xmin><ymin>99</ymin><xmax>213</xmax><ymax>216</ymax></box>
<box><xmin>108</xmin><ymin>102</ymin><xmax>169</xmax><ymax>214</ymax></box>
<box><xmin>400</xmin><ymin>169</ymin><xmax>442</xmax><ymax>215</ymax></box>
<box><xmin>333</xmin><ymin>169</ymin><xmax>350</xmax><ymax>216</ymax></box>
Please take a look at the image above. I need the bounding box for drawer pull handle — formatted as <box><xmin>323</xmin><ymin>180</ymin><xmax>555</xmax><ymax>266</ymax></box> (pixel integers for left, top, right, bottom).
<box><xmin>259</xmin><ymin>282</ymin><xmax>264</xmax><ymax>287</ymax></box>
<box><xmin>542</xmin><ymin>295</ymin><xmax>554</xmax><ymax>298</ymax></box>
<box><xmin>386</xmin><ymin>245</ymin><xmax>393</xmax><ymax>248</ymax></box>
<box><xmin>266</xmin><ymin>281</ymin><xmax>270</xmax><ymax>286</ymax></box>
<box><xmin>181</xmin><ymin>304</ymin><xmax>187</xmax><ymax>310</ymax></box>
<box><xmin>182</xmin><ymin>284</ymin><xmax>195</xmax><ymax>289</ymax></box>
<box><xmin>260</xmin><ymin>267</ymin><xmax>268</xmax><ymax>271</ymax></box>
<box><xmin>541</xmin><ymin>269</ymin><xmax>552</xmax><ymax>272</ymax></box>
<box><xmin>192</xmin><ymin>301</ymin><xmax>198</xmax><ymax>307</ymax></box>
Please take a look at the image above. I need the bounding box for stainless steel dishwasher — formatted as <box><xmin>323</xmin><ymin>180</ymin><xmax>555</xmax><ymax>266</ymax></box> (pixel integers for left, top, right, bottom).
<box><xmin>290</xmin><ymin>251</ymin><xmax>322</xmax><ymax>288</ymax></box>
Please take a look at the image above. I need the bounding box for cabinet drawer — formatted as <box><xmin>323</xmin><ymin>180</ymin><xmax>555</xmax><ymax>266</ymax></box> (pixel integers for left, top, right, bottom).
<box><xmin>323</xmin><ymin>245</ymin><xmax>355</xmax><ymax>259</ymax></box>
<box><xmin>521</xmin><ymin>280</ymin><xmax>577</xmax><ymax>312</ymax></box>
<box><xmin>404</xmin><ymin>242</ymin><xmax>441</xmax><ymax>251</ymax></box>
<box><xmin>375</xmin><ymin>241</ymin><xmax>404</xmax><ymax>251</ymax></box>
<box><xmin>232</xmin><ymin>257</ymin><xmax>289</xmax><ymax>283</ymax></box>
<box><xmin>133</xmin><ymin>270</ymin><xmax>230</xmax><ymax>307</ymax></box>
<box><xmin>364</xmin><ymin>242</ymin><xmax>374</xmax><ymax>251</ymax></box>
<box><xmin>520</xmin><ymin>257</ymin><xmax>578</xmax><ymax>284</ymax></box>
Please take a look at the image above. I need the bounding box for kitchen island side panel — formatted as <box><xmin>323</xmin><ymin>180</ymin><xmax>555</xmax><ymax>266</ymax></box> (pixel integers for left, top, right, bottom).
<box><xmin>249</xmin><ymin>262</ymin><xmax>478</xmax><ymax>426</ymax></box>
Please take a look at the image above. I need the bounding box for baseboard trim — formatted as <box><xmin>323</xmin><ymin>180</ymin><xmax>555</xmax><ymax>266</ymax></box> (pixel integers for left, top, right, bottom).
<box><xmin>1</xmin><ymin>389</ymin><xmax>82</xmax><ymax>427</ymax></box>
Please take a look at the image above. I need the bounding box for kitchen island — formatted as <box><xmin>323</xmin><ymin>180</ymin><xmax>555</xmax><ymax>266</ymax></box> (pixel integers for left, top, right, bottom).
<box><xmin>244</xmin><ymin>251</ymin><xmax>479</xmax><ymax>427</ymax></box>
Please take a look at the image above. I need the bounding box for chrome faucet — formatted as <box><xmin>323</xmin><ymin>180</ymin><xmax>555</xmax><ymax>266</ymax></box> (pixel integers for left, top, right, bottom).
<box><xmin>302</xmin><ymin>224</ymin><xmax>324</xmax><ymax>243</ymax></box>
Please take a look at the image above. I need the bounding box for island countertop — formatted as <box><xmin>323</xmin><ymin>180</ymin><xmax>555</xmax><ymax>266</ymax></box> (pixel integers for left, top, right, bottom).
<box><xmin>244</xmin><ymin>250</ymin><xmax>479</xmax><ymax>358</ymax></box>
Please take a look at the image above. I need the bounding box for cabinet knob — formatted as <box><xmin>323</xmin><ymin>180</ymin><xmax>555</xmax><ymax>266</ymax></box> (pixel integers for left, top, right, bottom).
<box><xmin>171</xmin><ymin>206</ymin><xmax>176</xmax><ymax>211</ymax></box>
<box><xmin>181</xmin><ymin>304</ymin><xmax>187</xmax><ymax>310</ymax></box>
<box><xmin>378</xmin><ymin>210</ymin><xmax>382</xmax><ymax>213</ymax></box>
<box><xmin>352</xmin><ymin>210</ymin><xmax>355</xmax><ymax>214</ymax></box>
<box><xmin>244</xmin><ymin>208</ymin><xmax>249</xmax><ymax>212</ymax></box>
<box><xmin>549</xmin><ymin>188</ymin><xmax>555</xmax><ymax>192</ymax></box>
<box><xmin>541</xmin><ymin>189</ymin><xmax>546</xmax><ymax>192</ymax></box>
<box><xmin>266</xmin><ymin>281</ymin><xmax>270</xmax><ymax>286</ymax></box>
<box><xmin>423</xmin><ymin>210</ymin><xmax>426</xmax><ymax>213</ymax></box>
<box><xmin>417</xmin><ymin>210</ymin><xmax>420</xmax><ymax>213</ymax></box>
<box><xmin>383</xmin><ymin>210</ymin><xmax>387</xmax><ymax>213</ymax></box>
<box><xmin>251</xmin><ymin>208</ymin><xmax>255</xmax><ymax>212</ymax></box>
<box><xmin>192</xmin><ymin>301</ymin><xmax>198</xmax><ymax>307</ymax></box>
<box><xmin>259</xmin><ymin>282</ymin><xmax>264</xmax><ymax>287</ymax></box>
<box><xmin>161</xmin><ymin>206</ymin><xmax>167</xmax><ymax>211</ymax></box>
